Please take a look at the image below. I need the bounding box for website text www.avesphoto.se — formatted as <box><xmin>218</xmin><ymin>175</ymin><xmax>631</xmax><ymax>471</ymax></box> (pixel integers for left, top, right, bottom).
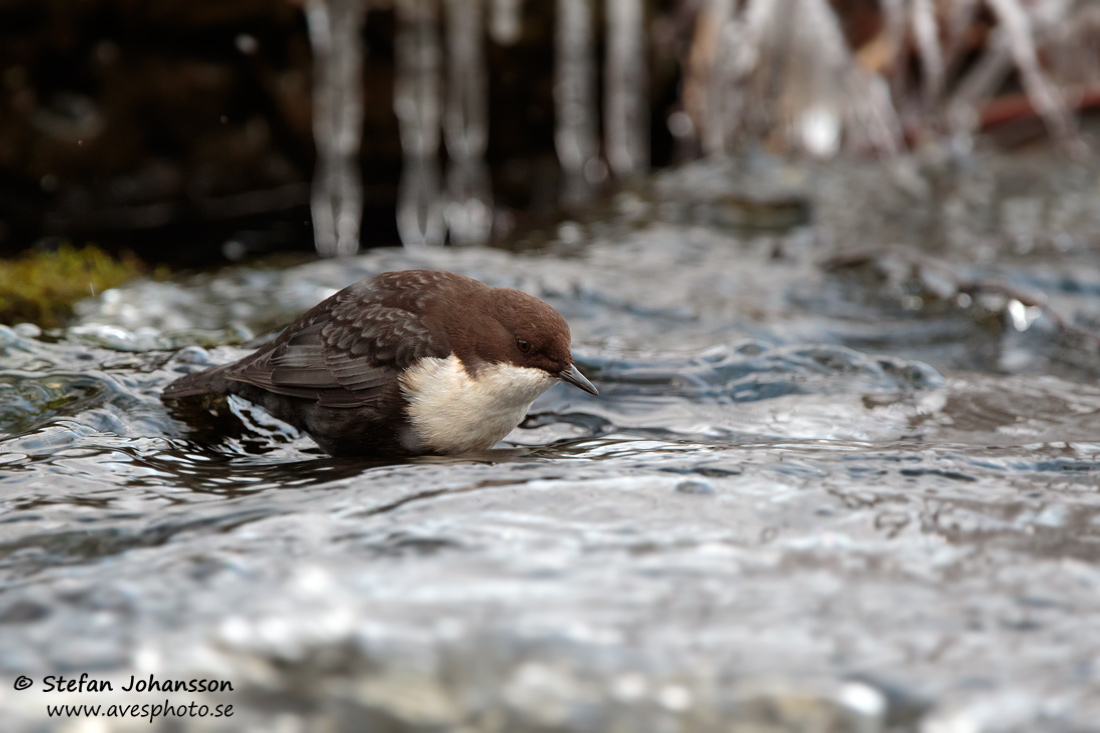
<box><xmin>47</xmin><ymin>699</ymin><xmax>233</xmax><ymax>724</ymax></box>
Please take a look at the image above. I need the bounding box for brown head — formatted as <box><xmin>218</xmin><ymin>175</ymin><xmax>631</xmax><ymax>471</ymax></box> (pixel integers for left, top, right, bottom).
<box><xmin>430</xmin><ymin>279</ymin><xmax>597</xmax><ymax>395</ymax></box>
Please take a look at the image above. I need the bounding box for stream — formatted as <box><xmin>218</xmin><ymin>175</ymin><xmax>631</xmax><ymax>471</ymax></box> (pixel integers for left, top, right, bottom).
<box><xmin>3</xmin><ymin>150</ymin><xmax>1100</xmax><ymax>731</ymax></box>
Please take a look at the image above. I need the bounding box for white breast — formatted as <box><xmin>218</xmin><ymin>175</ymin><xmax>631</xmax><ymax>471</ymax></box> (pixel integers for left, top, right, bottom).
<box><xmin>399</xmin><ymin>354</ymin><xmax>557</xmax><ymax>454</ymax></box>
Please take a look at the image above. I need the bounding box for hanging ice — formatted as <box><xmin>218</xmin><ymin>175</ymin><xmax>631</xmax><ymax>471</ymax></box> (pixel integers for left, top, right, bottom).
<box><xmin>879</xmin><ymin>0</ymin><xmax>906</xmax><ymax>99</ymax></box>
<box><xmin>306</xmin><ymin>0</ymin><xmax>365</xmax><ymax>257</ymax></box>
<box><xmin>490</xmin><ymin>0</ymin><xmax>524</xmax><ymax>45</ymax></box>
<box><xmin>945</xmin><ymin>0</ymin><xmax>1078</xmax><ymax>147</ymax></box>
<box><xmin>912</xmin><ymin>0</ymin><xmax>945</xmax><ymax>107</ymax></box>
<box><xmin>986</xmin><ymin>0</ymin><xmax>1077</xmax><ymax>144</ymax></box>
<box><xmin>784</xmin><ymin>0</ymin><xmax>847</xmax><ymax>156</ymax></box>
<box><xmin>395</xmin><ymin>0</ymin><xmax>446</xmax><ymax>248</ymax></box>
<box><xmin>703</xmin><ymin>0</ymin><xmax>778</xmax><ymax>156</ymax></box>
<box><xmin>443</xmin><ymin>0</ymin><xmax>493</xmax><ymax>244</ymax></box>
<box><xmin>604</xmin><ymin>0</ymin><xmax>648</xmax><ymax>178</ymax></box>
<box><xmin>702</xmin><ymin>0</ymin><xmax>902</xmax><ymax>157</ymax></box>
<box><xmin>699</xmin><ymin>0</ymin><xmax>734</xmax><ymax>156</ymax></box>
<box><xmin>555</xmin><ymin>0</ymin><xmax>600</xmax><ymax>205</ymax></box>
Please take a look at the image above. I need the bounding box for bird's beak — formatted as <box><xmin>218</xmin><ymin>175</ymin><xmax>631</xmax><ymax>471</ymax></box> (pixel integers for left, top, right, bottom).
<box><xmin>559</xmin><ymin>363</ymin><xmax>598</xmax><ymax>396</ymax></box>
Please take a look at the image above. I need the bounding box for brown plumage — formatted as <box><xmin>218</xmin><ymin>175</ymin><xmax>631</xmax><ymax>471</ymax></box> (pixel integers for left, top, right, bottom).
<box><xmin>163</xmin><ymin>270</ymin><xmax>597</xmax><ymax>456</ymax></box>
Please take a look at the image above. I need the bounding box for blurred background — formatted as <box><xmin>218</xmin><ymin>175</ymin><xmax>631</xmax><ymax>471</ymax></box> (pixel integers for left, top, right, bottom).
<box><xmin>2</xmin><ymin>0</ymin><xmax>1096</xmax><ymax>268</ymax></box>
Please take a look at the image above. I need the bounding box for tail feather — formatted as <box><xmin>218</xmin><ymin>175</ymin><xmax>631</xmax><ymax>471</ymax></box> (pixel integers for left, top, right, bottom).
<box><xmin>162</xmin><ymin>364</ymin><xmax>233</xmax><ymax>400</ymax></box>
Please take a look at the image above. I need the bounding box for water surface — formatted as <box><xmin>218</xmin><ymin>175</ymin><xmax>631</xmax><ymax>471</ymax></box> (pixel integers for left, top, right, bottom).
<box><xmin>3</xmin><ymin>151</ymin><xmax>1100</xmax><ymax>731</ymax></box>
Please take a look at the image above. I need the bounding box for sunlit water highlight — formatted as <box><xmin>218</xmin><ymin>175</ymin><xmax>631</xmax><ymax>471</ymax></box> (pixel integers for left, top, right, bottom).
<box><xmin>4</xmin><ymin>151</ymin><xmax>1100</xmax><ymax>731</ymax></box>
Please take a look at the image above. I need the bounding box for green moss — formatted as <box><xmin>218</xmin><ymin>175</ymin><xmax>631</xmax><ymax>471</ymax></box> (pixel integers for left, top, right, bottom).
<box><xmin>0</xmin><ymin>245</ymin><xmax>146</xmax><ymax>327</ymax></box>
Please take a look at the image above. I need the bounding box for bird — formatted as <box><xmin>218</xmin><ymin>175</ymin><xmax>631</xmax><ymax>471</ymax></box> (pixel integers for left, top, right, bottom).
<box><xmin>162</xmin><ymin>269</ymin><xmax>597</xmax><ymax>457</ymax></box>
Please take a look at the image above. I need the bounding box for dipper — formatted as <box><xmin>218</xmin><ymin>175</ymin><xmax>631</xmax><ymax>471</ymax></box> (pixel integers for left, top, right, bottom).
<box><xmin>162</xmin><ymin>270</ymin><xmax>597</xmax><ymax>456</ymax></box>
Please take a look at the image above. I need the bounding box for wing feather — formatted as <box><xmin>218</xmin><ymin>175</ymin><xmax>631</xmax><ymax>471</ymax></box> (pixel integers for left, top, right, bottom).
<box><xmin>224</xmin><ymin>277</ymin><xmax>450</xmax><ymax>408</ymax></box>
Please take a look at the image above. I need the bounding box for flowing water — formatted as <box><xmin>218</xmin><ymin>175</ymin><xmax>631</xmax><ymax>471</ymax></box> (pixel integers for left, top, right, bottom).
<box><xmin>4</xmin><ymin>150</ymin><xmax>1100</xmax><ymax>731</ymax></box>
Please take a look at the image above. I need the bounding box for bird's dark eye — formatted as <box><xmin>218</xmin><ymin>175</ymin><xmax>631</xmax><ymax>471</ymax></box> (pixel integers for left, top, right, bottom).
<box><xmin>516</xmin><ymin>338</ymin><xmax>531</xmax><ymax>354</ymax></box>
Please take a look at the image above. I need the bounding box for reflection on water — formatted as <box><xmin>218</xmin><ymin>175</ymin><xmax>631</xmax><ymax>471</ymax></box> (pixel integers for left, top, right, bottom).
<box><xmin>4</xmin><ymin>151</ymin><xmax>1100</xmax><ymax>730</ymax></box>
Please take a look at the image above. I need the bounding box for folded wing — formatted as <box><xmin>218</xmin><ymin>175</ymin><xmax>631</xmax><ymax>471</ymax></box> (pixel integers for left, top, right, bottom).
<box><xmin>226</xmin><ymin>287</ymin><xmax>449</xmax><ymax>408</ymax></box>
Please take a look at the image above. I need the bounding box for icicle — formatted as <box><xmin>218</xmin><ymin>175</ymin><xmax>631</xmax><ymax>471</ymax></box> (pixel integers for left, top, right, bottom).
<box><xmin>700</xmin><ymin>0</ymin><xmax>735</xmax><ymax>156</ymax></box>
<box><xmin>555</xmin><ymin>0</ymin><xmax>600</xmax><ymax>205</ymax></box>
<box><xmin>604</xmin><ymin>0</ymin><xmax>649</xmax><ymax>179</ymax></box>
<box><xmin>943</xmin><ymin>0</ymin><xmax>980</xmax><ymax>79</ymax></box>
<box><xmin>879</xmin><ymin>0</ymin><xmax>906</xmax><ymax>100</ymax></box>
<box><xmin>702</xmin><ymin>0</ymin><xmax>903</xmax><ymax>157</ymax></box>
<box><xmin>395</xmin><ymin>0</ymin><xmax>445</xmax><ymax>247</ymax></box>
<box><xmin>490</xmin><ymin>0</ymin><xmax>524</xmax><ymax>45</ymax></box>
<box><xmin>985</xmin><ymin>0</ymin><xmax>1078</xmax><ymax>144</ymax></box>
<box><xmin>845</xmin><ymin>69</ymin><xmax>905</xmax><ymax>156</ymax></box>
<box><xmin>785</xmin><ymin>0</ymin><xmax>847</xmax><ymax>157</ymax></box>
<box><xmin>911</xmin><ymin>0</ymin><xmax>944</xmax><ymax>107</ymax></box>
<box><xmin>703</xmin><ymin>0</ymin><xmax>782</xmax><ymax>156</ymax></box>
<box><xmin>443</xmin><ymin>0</ymin><xmax>492</xmax><ymax>244</ymax></box>
<box><xmin>306</xmin><ymin>0</ymin><xmax>366</xmax><ymax>257</ymax></box>
<box><xmin>397</xmin><ymin>155</ymin><xmax>444</xmax><ymax>248</ymax></box>
<box><xmin>947</xmin><ymin>30</ymin><xmax>1012</xmax><ymax>139</ymax></box>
